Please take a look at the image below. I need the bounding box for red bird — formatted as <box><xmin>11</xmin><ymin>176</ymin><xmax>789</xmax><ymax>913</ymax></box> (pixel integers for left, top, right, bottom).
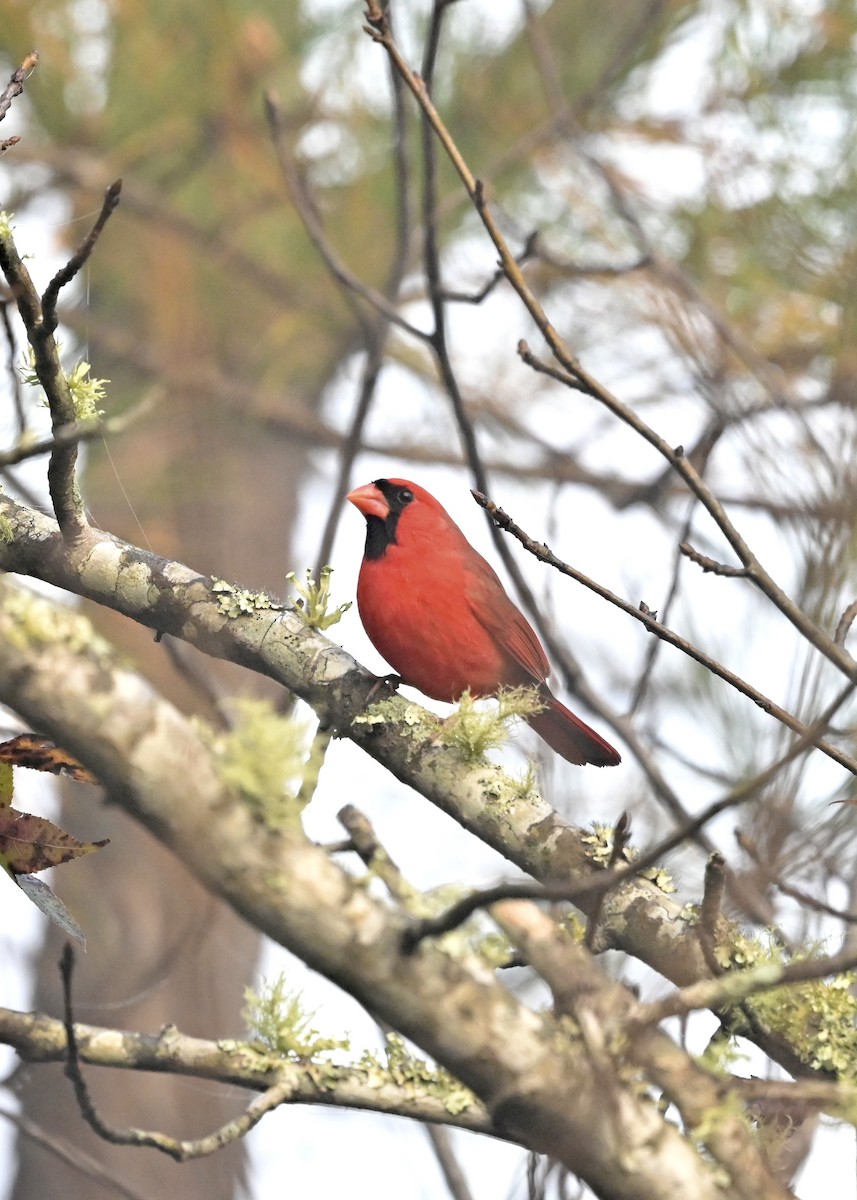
<box><xmin>347</xmin><ymin>478</ymin><xmax>620</xmax><ymax>767</ymax></box>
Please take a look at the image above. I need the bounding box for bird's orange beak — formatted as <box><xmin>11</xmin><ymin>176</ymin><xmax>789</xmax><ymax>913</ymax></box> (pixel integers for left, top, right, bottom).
<box><xmin>346</xmin><ymin>482</ymin><xmax>389</xmax><ymax>521</ymax></box>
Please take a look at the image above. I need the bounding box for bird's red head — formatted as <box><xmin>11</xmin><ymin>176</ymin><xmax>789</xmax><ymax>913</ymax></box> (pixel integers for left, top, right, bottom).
<box><xmin>346</xmin><ymin>478</ymin><xmax>435</xmax><ymax>519</ymax></box>
<box><xmin>346</xmin><ymin>478</ymin><xmax>434</xmax><ymax>561</ymax></box>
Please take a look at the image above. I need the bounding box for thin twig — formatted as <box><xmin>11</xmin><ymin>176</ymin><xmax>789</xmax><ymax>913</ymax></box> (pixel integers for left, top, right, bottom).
<box><xmin>41</xmin><ymin>180</ymin><xmax>122</xmax><ymax>334</ymax></box>
<box><xmin>0</xmin><ymin>1102</ymin><xmax>149</xmax><ymax>1200</ymax></box>
<box><xmin>363</xmin><ymin>16</ymin><xmax>857</xmax><ymax>692</ymax></box>
<box><xmin>403</xmin><ymin>680</ymin><xmax>857</xmax><ymax>952</ymax></box>
<box><xmin>697</xmin><ymin>852</ymin><xmax>727</xmax><ymax>975</ymax></box>
<box><xmin>629</xmin><ymin>423</ymin><xmax>725</xmax><ymax>715</ymax></box>
<box><xmin>60</xmin><ymin>944</ymin><xmax>294</xmax><ymax>1160</ymax></box>
<box><xmin>338</xmin><ymin>803</ymin><xmax>418</xmax><ymax>907</ymax></box>
<box><xmin>735</xmin><ymin>831</ymin><xmax>857</xmax><ymax>925</ymax></box>
<box><xmin>834</xmin><ymin>600</ymin><xmax>857</xmax><ymax>648</ymax></box>
<box><xmin>0</xmin><ymin>222</ymin><xmax>88</xmax><ymax>538</ymax></box>
<box><xmin>584</xmin><ymin>811</ymin><xmax>631</xmax><ymax>950</ymax></box>
<box><xmin>0</xmin><ymin>51</ymin><xmax>39</xmax><ymax>122</ymax></box>
<box><xmin>311</xmin><ymin>23</ymin><xmax>415</xmax><ymax>577</ymax></box>
<box><xmin>680</xmin><ymin>541</ymin><xmax>749</xmax><ymax>578</ymax></box>
<box><xmin>0</xmin><ymin>296</ymin><xmax>25</xmax><ymax>437</ymax></box>
<box><xmin>424</xmin><ymin>1124</ymin><xmax>476</xmax><ymax>1200</ymax></box>
<box><xmin>264</xmin><ymin>92</ymin><xmax>428</xmax><ymax>344</ymax></box>
<box><xmin>634</xmin><ymin>944</ymin><xmax>857</xmax><ymax>1027</ymax></box>
<box><xmin>472</xmin><ymin>489</ymin><xmax>857</xmax><ymax>775</ymax></box>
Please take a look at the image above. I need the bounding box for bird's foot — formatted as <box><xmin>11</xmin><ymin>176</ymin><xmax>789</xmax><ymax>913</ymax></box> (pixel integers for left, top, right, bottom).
<box><xmin>365</xmin><ymin>672</ymin><xmax>402</xmax><ymax>705</ymax></box>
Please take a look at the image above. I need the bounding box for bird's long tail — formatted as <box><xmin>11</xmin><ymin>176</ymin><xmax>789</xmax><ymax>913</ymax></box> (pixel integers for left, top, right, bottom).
<box><xmin>527</xmin><ymin>687</ymin><xmax>621</xmax><ymax>767</ymax></box>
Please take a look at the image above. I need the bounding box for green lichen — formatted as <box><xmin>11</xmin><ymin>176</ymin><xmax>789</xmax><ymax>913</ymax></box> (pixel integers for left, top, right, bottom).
<box><xmin>580</xmin><ymin>823</ymin><xmax>626</xmax><ymax>868</ymax></box>
<box><xmin>579</xmin><ymin>823</ymin><xmax>675</xmax><ymax>892</ymax></box>
<box><xmin>442</xmin><ymin>687</ymin><xmax>543</xmax><ymax>762</ymax></box>
<box><xmin>691</xmin><ymin>1090</ymin><xmax>751</xmax><ymax>1146</ymax></box>
<box><xmin>213</xmin><ymin>697</ymin><xmax>311</xmax><ymax>828</ymax></box>
<box><xmin>1</xmin><ymin>585</ymin><xmax>115</xmax><ymax>661</ymax></box>
<box><xmin>20</xmin><ymin>348</ymin><xmax>108</xmax><ymax>420</ymax></box>
<box><xmin>696</xmin><ymin>1032</ymin><xmax>748</xmax><ymax>1077</ymax></box>
<box><xmin>350</xmin><ymin>697</ymin><xmax>435</xmax><ymax>753</ymax></box>
<box><xmin>0</xmin><ymin>211</ymin><xmax>14</xmax><ymax>238</ymax></box>
<box><xmin>243</xmin><ymin>973</ymin><xmax>350</xmax><ymax>1060</ymax></box>
<box><xmin>639</xmin><ymin>865</ymin><xmax>676</xmax><ymax>894</ymax></box>
<box><xmin>65</xmin><ymin>360</ymin><xmax>108</xmax><ymax>420</ymax></box>
<box><xmin>752</xmin><ymin>968</ymin><xmax>857</xmax><ymax>1076</ymax></box>
<box><xmin>359</xmin><ymin>1033</ymin><xmax>476</xmax><ymax>1115</ymax></box>
<box><xmin>707</xmin><ymin>930</ymin><xmax>857</xmax><ymax>1076</ymax></box>
<box><xmin>0</xmin><ymin>514</ymin><xmax>13</xmax><ymax>543</ymax></box>
<box><xmin>287</xmin><ymin>566</ymin><xmax>351</xmax><ymax>630</ymax></box>
<box><xmin>212</xmin><ymin>578</ymin><xmax>280</xmax><ymax>619</ymax></box>
<box><xmin>351</xmin><ymin>696</ymin><xmax>423</xmax><ymax>728</ymax></box>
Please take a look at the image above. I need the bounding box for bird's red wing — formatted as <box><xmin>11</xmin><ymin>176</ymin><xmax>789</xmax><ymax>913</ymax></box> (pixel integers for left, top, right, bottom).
<box><xmin>463</xmin><ymin>553</ymin><xmax>551</xmax><ymax>684</ymax></box>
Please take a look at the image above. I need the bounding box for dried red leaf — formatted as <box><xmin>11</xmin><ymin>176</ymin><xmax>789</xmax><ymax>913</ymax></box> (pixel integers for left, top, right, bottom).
<box><xmin>0</xmin><ymin>734</ymin><xmax>98</xmax><ymax>784</ymax></box>
<box><xmin>0</xmin><ymin>807</ymin><xmax>108</xmax><ymax>874</ymax></box>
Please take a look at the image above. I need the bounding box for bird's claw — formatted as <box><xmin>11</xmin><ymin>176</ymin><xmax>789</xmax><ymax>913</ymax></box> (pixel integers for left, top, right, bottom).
<box><xmin>365</xmin><ymin>673</ymin><xmax>402</xmax><ymax>705</ymax></box>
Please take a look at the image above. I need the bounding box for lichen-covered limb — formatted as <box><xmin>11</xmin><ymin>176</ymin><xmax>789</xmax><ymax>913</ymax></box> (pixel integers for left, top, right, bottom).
<box><xmin>0</xmin><ymin>496</ymin><xmax>696</xmax><ymax>963</ymax></box>
<box><xmin>0</xmin><ymin>499</ymin><xmax>828</xmax><ymax>1084</ymax></box>
<box><xmin>0</xmin><ymin>586</ymin><xmax>738</xmax><ymax>1198</ymax></box>
<box><xmin>0</xmin><ymin>1008</ymin><xmax>495</xmax><ymax>1137</ymax></box>
<box><xmin>495</xmin><ymin>902</ymin><xmax>790</xmax><ymax>1200</ymax></box>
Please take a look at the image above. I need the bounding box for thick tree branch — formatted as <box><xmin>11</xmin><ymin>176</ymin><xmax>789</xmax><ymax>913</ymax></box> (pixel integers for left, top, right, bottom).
<box><xmin>0</xmin><ymin>1005</ymin><xmax>494</xmax><ymax>1135</ymax></box>
<box><xmin>0</xmin><ymin>582</ymin><xmax>742</xmax><ymax>1199</ymax></box>
<box><xmin>0</xmin><ymin>500</ymin><xmax>841</xmax><ymax>1084</ymax></box>
<box><xmin>493</xmin><ymin>901</ymin><xmax>789</xmax><ymax>1200</ymax></box>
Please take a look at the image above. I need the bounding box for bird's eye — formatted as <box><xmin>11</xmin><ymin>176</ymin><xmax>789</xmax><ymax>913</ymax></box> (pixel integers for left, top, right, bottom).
<box><xmin>398</xmin><ymin>487</ymin><xmax>414</xmax><ymax>505</ymax></box>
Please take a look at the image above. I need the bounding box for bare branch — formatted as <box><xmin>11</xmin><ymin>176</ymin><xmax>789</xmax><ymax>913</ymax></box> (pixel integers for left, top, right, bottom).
<box><xmin>680</xmin><ymin>541</ymin><xmax>750</xmax><ymax>578</ymax></box>
<box><xmin>472</xmin><ymin>488</ymin><xmax>857</xmax><ymax>775</ymax></box>
<box><xmin>0</xmin><ymin>226</ymin><xmax>88</xmax><ymax>540</ymax></box>
<box><xmin>41</xmin><ymin>180</ymin><xmax>122</xmax><ymax>334</ymax></box>
<box><xmin>424</xmin><ymin>1125</ymin><xmax>476</xmax><ymax>1200</ymax></box>
<box><xmin>264</xmin><ymin>91</ymin><xmax>428</xmax><ymax>344</ymax></box>
<box><xmin>635</xmin><ymin>944</ymin><xmax>857</xmax><ymax>1026</ymax></box>
<box><xmin>835</xmin><ymin>599</ymin><xmax>857</xmax><ymax>648</ymax></box>
<box><xmin>0</xmin><ymin>51</ymin><xmax>39</xmax><ymax>122</ymax></box>
<box><xmin>363</xmin><ymin>20</ymin><xmax>857</xmax><ymax>690</ymax></box>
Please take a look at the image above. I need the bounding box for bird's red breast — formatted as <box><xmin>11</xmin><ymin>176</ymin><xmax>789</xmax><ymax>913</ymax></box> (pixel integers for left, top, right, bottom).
<box><xmin>347</xmin><ymin>477</ymin><xmax>620</xmax><ymax>767</ymax></box>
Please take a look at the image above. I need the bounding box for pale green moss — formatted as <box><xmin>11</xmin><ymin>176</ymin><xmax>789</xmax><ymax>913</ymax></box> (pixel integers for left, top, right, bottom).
<box><xmin>705</xmin><ymin>930</ymin><xmax>857</xmax><ymax>1076</ymax></box>
<box><xmin>690</xmin><ymin>1090</ymin><xmax>751</xmax><ymax>1146</ymax></box>
<box><xmin>212</xmin><ymin>579</ymin><xmax>280</xmax><ymax>619</ymax></box>
<box><xmin>243</xmin><ymin>973</ymin><xmax>350</xmax><ymax>1060</ymax></box>
<box><xmin>286</xmin><ymin>566</ymin><xmax>351</xmax><ymax>630</ymax></box>
<box><xmin>20</xmin><ymin>348</ymin><xmax>107</xmax><ymax>420</ymax></box>
<box><xmin>359</xmin><ymin>1033</ymin><xmax>476</xmax><ymax>1115</ymax></box>
<box><xmin>213</xmin><ymin>698</ymin><xmax>310</xmax><ymax>828</ymax></box>
<box><xmin>0</xmin><ymin>514</ymin><xmax>13</xmax><ymax>543</ymax></box>
<box><xmin>65</xmin><ymin>360</ymin><xmax>107</xmax><ymax>420</ymax></box>
<box><xmin>752</xmin><ymin>969</ymin><xmax>857</xmax><ymax>1075</ymax></box>
<box><xmin>580</xmin><ymin>823</ymin><xmax>624</xmax><ymax>868</ymax></box>
<box><xmin>0</xmin><ymin>212</ymin><xmax>14</xmax><ymax>238</ymax></box>
<box><xmin>1</xmin><ymin>586</ymin><xmax>115</xmax><ymax>661</ymax></box>
<box><xmin>442</xmin><ymin>687</ymin><xmax>543</xmax><ymax>762</ymax></box>
<box><xmin>580</xmin><ymin>823</ymin><xmax>675</xmax><ymax>892</ymax></box>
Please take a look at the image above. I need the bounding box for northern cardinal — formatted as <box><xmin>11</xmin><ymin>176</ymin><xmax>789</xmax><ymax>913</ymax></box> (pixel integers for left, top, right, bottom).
<box><xmin>347</xmin><ymin>477</ymin><xmax>620</xmax><ymax>767</ymax></box>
